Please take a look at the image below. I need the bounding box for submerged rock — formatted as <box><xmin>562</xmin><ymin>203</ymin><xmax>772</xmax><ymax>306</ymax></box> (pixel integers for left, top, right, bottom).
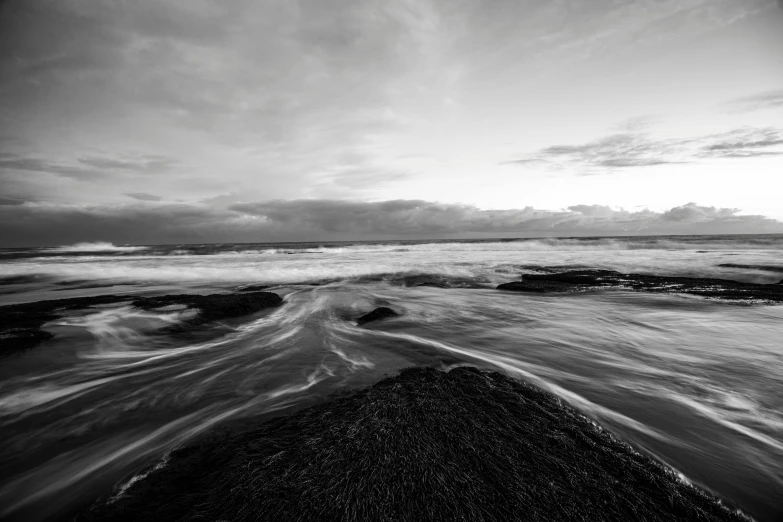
<box><xmin>134</xmin><ymin>291</ymin><xmax>282</xmax><ymax>326</ymax></box>
<box><xmin>0</xmin><ymin>294</ymin><xmax>134</xmax><ymax>356</ymax></box>
<box><xmin>0</xmin><ymin>291</ymin><xmax>282</xmax><ymax>356</ymax></box>
<box><xmin>351</xmin><ymin>273</ymin><xmax>488</xmax><ymax>289</ymax></box>
<box><xmin>79</xmin><ymin>367</ymin><xmax>748</xmax><ymax>522</ymax></box>
<box><xmin>356</xmin><ymin>306</ymin><xmax>400</xmax><ymax>325</ymax></box>
<box><xmin>415</xmin><ymin>281</ymin><xmax>449</xmax><ymax>288</ymax></box>
<box><xmin>498</xmin><ymin>270</ymin><xmax>783</xmax><ymax>303</ymax></box>
<box><xmin>718</xmin><ymin>263</ymin><xmax>783</xmax><ymax>273</ymax></box>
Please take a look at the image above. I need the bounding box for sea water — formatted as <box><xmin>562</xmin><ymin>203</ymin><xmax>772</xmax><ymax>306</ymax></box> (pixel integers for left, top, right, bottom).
<box><xmin>1</xmin><ymin>235</ymin><xmax>782</xmax><ymax>521</ymax></box>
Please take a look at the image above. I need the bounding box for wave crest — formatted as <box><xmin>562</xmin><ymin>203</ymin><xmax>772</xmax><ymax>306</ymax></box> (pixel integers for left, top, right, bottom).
<box><xmin>49</xmin><ymin>242</ymin><xmax>148</xmax><ymax>253</ymax></box>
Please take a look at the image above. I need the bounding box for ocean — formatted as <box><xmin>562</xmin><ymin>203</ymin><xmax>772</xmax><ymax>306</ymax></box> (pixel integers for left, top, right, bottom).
<box><xmin>1</xmin><ymin>234</ymin><xmax>782</xmax><ymax>521</ymax></box>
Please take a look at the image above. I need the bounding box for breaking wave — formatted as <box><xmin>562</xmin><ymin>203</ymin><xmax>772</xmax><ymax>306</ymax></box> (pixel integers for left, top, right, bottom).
<box><xmin>48</xmin><ymin>242</ymin><xmax>148</xmax><ymax>253</ymax></box>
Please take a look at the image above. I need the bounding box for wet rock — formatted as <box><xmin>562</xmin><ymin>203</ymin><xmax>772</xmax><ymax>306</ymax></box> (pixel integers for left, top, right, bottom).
<box><xmin>497</xmin><ymin>280</ymin><xmax>575</xmax><ymax>293</ymax></box>
<box><xmin>515</xmin><ymin>264</ymin><xmax>589</xmax><ymax>274</ymax></box>
<box><xmin>718</xmin><ymin>263</ymin><xmax>783</xmax><ymax>273</ymax></box>
<box><xmin>353</xmin><ymin>273</ymin><xmax>488</xmax><ymax>289</ymax></box>
<box><xmin>0</xmin><ymin>329</ymin><xmax>55</xmax><ymax>352</ymax></box>
<box><xmin>236</xmin><ymin>284</ymin><xmax>271</xmax><ymax>292</ymax></box>
<box><xmin>0</xmin><ymin>295</ymin><xmax>133</xmax><ymax>356</ymax></box>
<box><xmin>416</xmin><ymin>282</ymin><xmax>449</xmax><ymax>288</ymax></box>
<box><xmin>79</xmin><ymin>367</ymin><xmax>749</xmax><ymax>522</ymax></box>
<box><xmin>498</xmin><ymin>270</ymin><xmax>783</xmax><ymax>302</ymax></box>
<box><xmin>356</xmin><ymin>307</ymin><xmax>400</xmax><ymax>325</ymax></box>
<box><xmin>133</xmin><ymin>291</ymin><xmax>282</xmax><ymax>326</ymax></box>
<box><xmin>0</xmin><ymin>291</ymin><xmax>282</xmax><ymax>356</ymax></box>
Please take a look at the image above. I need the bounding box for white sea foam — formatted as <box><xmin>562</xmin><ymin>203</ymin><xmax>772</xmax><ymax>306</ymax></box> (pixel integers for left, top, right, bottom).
<box><xmin>4</xmin><ymin>243</ymin><xmax>782</xmax><ymax>288</ymax></box>
<box><xmin>48</xmin><ymin>242</ymin><xmax>148</xmax><ymax>253</ymax></box>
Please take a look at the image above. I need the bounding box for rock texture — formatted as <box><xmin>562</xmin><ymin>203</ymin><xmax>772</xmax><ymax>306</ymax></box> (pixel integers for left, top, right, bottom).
<box><xmin>498</xmin><ymin>270</ymin><xmax>783</xmax><ymax>302</ymax></box>
<box><xmin>717</xmin><ymin>264</ymin><xmax>783</xmax><ymax>273</ymax></box>
<box><xmin>0</xmin><ymin>291</ymin><xmax>282</xmax><ymax>356</ymax></box>
<box><xmin>77</xmin><ymin>367</ymin><xmax>748</xmax><ymax>522</ymax></box>
<box><xmin>356</xmin><ymin>306</ymin><xmax>400</xmax><ymax>325</ymax></box>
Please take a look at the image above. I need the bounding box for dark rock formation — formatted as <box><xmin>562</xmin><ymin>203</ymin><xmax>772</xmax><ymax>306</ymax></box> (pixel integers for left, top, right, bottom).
<box><xmin>415</xmin><ymin>281</ymin><xmax>449</xmax><ymax>288</ymax></box>
<box><xmin>718</xmin><ymin>263</ymin><xmax>783</xmax><ymax>273</ymax></box>
<box><xmin>78</xmin><ymin>367</ymin><xmax>748</xmax><ymax>522</ymax></box>
<box><xmin>134</xmin><ymin>291</ymin><xmax>282</xmax><ymax>326</ymax></box>
<box><xmin>0</xmin><ymin>291</ymin><xmax>282</xmax><ymax>356</ymax></box>
<box><xmin>0</xmin><ymin>295</ymin><xmax>134</xmax><ymax>356</ymax></box>
<box><xmin>356</xmin><ymin>306</ymin><xmax>400</xmax><ymax>326</ymax></box>
<box><xmin>352</xmin><ymin>273</ymin><xmax>489</xmax><ymax>289</ymax></box>
<box><xmin>236</xmin><ymin>284</ymin><xmax>271</xmax><ymax>292</ymax></box>
<box><xmin>498</xmin><ymin>270</ymin><xmax>783</xmax><ymax>302</ymax></box>
<box><xmin>498</xmin><ymin>280</ymin><xmax>576</xmax><ymax>293</ymax></box>
<box><xmin>516</xmin><ymin>264</ymin><xmax>589</xmax><ymax>274</ymax></box>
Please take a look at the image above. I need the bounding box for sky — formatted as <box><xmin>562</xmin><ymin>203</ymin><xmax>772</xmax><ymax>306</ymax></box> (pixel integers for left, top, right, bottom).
<box><xmin>1</xmin><ymin>0</ymin><xmax>782</xmax><ymax>246</ymax></box>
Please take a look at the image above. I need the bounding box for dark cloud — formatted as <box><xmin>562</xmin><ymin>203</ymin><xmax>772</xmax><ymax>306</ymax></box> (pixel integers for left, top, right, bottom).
<box><xmin>511</xmin><ymin>126</ymin><xmax>783</xmax><ymax>171</ymax></box>
<box><xmin>125</xmin><ymin>193</ymin><xmax>162</xmax><ymax>202</ymax></box>
<box><xmin>2</xmin><ymin>199</ymin><xmax>780</xmax><ymax>247</ymax></box>
<box><xmin>0</xmin><ymin>197</ymin><xmax>24</xmax><ymax>205</ymax></box>
<box><xmin>0</xmin><ymin>0</ymin><xmax>426</xmax><ymax>143</ymax></box>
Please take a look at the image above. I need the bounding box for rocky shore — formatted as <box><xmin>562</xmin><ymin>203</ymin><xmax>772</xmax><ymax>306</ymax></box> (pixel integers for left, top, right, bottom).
<box><xmin>498</xmin><ymin>269</ymin><xmax>783</xmax><ymax>302</ymax></box>
<box><xmin>0</xmin><ymin>291</ymin><xmax>282</xmax><ymax>356</ymax></box>
<box><xmin>77</xmin><ymin>367</ymin><xmax>747</xmax><ymax>522</ymax></box>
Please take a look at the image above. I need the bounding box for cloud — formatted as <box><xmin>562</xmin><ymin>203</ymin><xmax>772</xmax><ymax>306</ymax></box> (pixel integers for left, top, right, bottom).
<box><xmin>724</xmin><ymin>90</ymin><xmax>783</xmax><ymax>112</ymax></box>
<box><xmin>1</xmin><ymin>0</ymin><xmax>780</xmax><ymax>211</ymax></box>
<box><xmin>508</xmin><ymin>132</ymin><xmax>686</xmax><ymax>171</ymax></box>
<box><xmin>125</xmin><ymin>192</ymin><xmax>162</xmax><ymax>202</ymax></box>
<box><xmin>0</xmin><ymin>152</ymin><xmax>179</xmax><ymax>182</ymax></box>
<box><xmin>79</xmin><ymin>155</ymin><xmax>178</xmax><ymax>173</ymax></box>
<box><xmin>0</xmin><ymin>156</ymin><xmax>103</xmax><ymax>181</ymax></box>
<box><xmin>701</xmin><ymin>128</ymin><xmax>783</xmax><ymax>157</ymax></box>
<box><xmin>660</xmin><ymin>202</ymin><xmax>740</xmax><ymax>223</ymax></box>
<box><xmin>2</xmin><ymin>199</ymin><xmax>780</xmax><ymax>247</ymax></box>
<box><xmin>510</xmin><ymin>126</ymin><xmax>783</xmax><ymax>171</ymax></box>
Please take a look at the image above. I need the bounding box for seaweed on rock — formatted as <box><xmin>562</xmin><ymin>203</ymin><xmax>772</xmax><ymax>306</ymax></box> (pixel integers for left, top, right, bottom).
<box><xmin>78</xmin><ymin>367</ymin><xmax>747</xmax><ymax>522</ymax></box>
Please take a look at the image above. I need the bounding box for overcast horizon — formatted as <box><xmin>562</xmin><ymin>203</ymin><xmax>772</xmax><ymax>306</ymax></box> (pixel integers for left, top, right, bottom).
<box><xmin>2</xmin><ymin>0</ymin><xmax>783</xmax><ymax>247</ymax></box>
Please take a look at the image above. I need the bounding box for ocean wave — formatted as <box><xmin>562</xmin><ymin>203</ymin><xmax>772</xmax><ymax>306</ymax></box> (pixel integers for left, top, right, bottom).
<box><xmin>48</xmin><ymin>242</ymin><xmax>148</xmax><ymax>253</ymax></box>
<box><xmin>315</xmin><ymin>238</ymin><xmax>783</xmax><ymax>254</ymax></box>
<box><xmin>6</xmin><ymin>235</ymin><xmax>783</xmax><ymax>262</ymax></box>
<box><xmin>0</xmin><ymin>260</ymin><xmax>484</xmax><ymax>286</ymax></box>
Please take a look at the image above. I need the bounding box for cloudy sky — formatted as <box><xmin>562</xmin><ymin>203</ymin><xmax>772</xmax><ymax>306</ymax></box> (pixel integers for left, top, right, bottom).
<box><xmin>1</xmin><ymin>0</ymin><xmax>782</xmax><ymax>246</ymax></box>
